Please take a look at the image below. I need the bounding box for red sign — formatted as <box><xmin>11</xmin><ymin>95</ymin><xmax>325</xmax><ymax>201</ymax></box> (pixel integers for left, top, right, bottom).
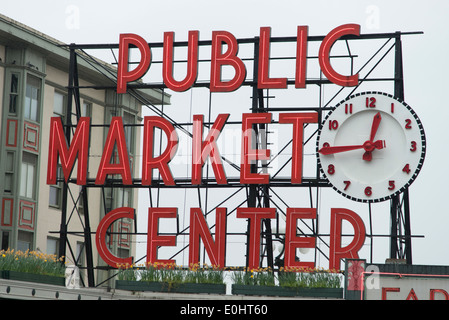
<box><xmin>116</xmin><ymin>24</ymin><xmax>360</xmax><ymax>93</ymax></box>
<box><xmin>47</xmin><ymin>112</ymin><xmax>366</xmax><ymax>270</ymax></box>
<box><xmin>47</xmin><ymin>24</ymin><xmax>368</xmax><ymax>271</ymax></box>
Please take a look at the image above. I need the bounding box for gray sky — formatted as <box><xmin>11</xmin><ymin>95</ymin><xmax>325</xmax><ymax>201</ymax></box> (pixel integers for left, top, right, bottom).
<box><xmin>2</xmin><ymin>0</ymin><xmax>448</xmax><ymax>267</ymax></box>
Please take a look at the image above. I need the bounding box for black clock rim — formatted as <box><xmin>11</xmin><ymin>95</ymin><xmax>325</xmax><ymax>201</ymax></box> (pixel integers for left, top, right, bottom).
<box><xmin>316</xmin><ymin>91</ymin><xmax>426</xmax><ymax>203</ymax></box>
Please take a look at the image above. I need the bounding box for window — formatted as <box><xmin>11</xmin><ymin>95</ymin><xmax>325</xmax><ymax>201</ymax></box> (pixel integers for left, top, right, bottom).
<box><xmin>82</xmin><ymin>101</ymin><xmax>91</xmax><ymax>117</ymax></box>
<box><xmin>118</xmin><ymin>248</ymin><xmax>130</xmax><ymax>259</ymax></box>
<box><xmin>4</xmin><ymin>152</ymin><xmax>14</xmax><ymax>193</ymax></box>
<box><xmin>49</xmin><ymin>166</ymin><xmax>62</xmax><ymax>208</ymax></box>
<box><xmin>9</xmin><ymin>73</ymin><xmax>19</xmax><ymax>114</ymax></box>
<box><xmin>47</xmin><ymin>237</ymin><xmax>60</xmax><ymax>256</ymax></box>
<box><xmin>17</xmin><ymin>231</ymin><xmax>33</xmax><ymax>252</ymax></box>
<box><xmin>20</xmin><ymin>152</ymin><xmax>37</xmax><ymax>199</ymax></box>
<box><xmin>1</xmin><ymin>232</ymin><xmax>10</xmax><ymax>251</ymax></box>
<box><xmin>24</xmin><ymin>75</ymin><xmax>41</xmax><ymax>122</ymax></box>
<box><xmin>123</xmin><ymin>112</ymin><xmax>134</xmax><ymax>154</ymax></box>
<box><xmin>53</xmin><ymin>91</ymin><xmax>65</xmax><ymax>119</ymax></box>
<box><xmin>77</xmin><ymin>186</ymin><xmax>87</xmax><ymax>215</ymax></box>
<box><xmin>103</xmin><ymin>187</ymin><xmax>113</xmax><ymax>214</ymax></box>
<box><xmin>117</xmin><ymin>188</ymin><xmax>131</xmax><ymax>207</ymax></box>
<box><xmin>76</xmin><ymin>242</ymin><xmax>85</xmax><ymax>266</ymax></box>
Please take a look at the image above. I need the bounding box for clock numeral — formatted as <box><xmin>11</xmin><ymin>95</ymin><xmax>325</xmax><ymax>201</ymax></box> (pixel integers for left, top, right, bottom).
<box><xmin>405</xmin><ymin>119</ymin><xmax>412</xmax><ymax>129</ymax></box>
<box><xmin>345</xmin><ymin>103</ymin><xmax>353</xmax><ymax>114</ymax></box>
<box><xmin>410</xmin><ymin>141</ymin><xmax>417</xmax><ymax>152</ymax></box>
<box><xmin>364</xmin><ymin>186</ymin><xmax>372</xmax><ymax>196</ymax></box>
<box><xmin>366</xmin><ymin>97</ymin><xmax>376</xmax><ymax>108</ymax></box>
<box><xmin>328</xmin><ymin>120</ymin><xmax>339</xmax><ymax>130</ymax></box>
<box><xmin>343</xmin><ymin>180</ymin><xmax>351</xmax><ymax>191</ymax></box>
<box><xmin>388</xmin><ymin>180</ymin><xmax>395</xmax><ymax>190</ymax></box>
<box><xmin>327</xmin><ymin>164</ymin><xmax>335</xmax><ymax>175</ymax></box>
<box><xmin>402</xmin><ymin>164</ymin><xmax>411</xmax><ymax>174</ymax></box>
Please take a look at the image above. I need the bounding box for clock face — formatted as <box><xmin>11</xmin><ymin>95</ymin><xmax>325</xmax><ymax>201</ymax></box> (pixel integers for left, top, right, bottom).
<box><xmin>316</xmin><ymin>91</ymin><xmax>426</xmax><ymax>203</ymax></box>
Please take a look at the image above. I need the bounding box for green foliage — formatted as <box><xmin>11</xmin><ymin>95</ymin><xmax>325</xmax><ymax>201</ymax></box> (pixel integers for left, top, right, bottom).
<box><xmin>0</xmin><ymin>249</ymin><xmax>65</xmax><ymax>277</ymax></box>
<box><xmin>117</xmin><ymin>263</ymin><xmax>342</xmax><ymax>289</ymax></box>
<box><xmin>231</xmin><ymin>267</ymin><xmax>276</xmax><ymax>286</ymax></box>
<box><xmin>277</xmin><ymin>269</ymin><xmax>342</xmax><ymax>288</ymax></box>
<box><xmin>231</xmin><ymin>267</ymin><xmax>342</xmax><ymax>288</ymax></box>
<box><xmin>117</xmin><ymin>263</ymin><xmax>225</xmax><ymax>285</ymax></box>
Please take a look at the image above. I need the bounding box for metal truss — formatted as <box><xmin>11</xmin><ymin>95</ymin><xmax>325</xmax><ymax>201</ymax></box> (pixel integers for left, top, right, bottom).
<box><xmin>59</xmin><ymin>30</ymin><xmax>422</xmax><ymax>286</ymax></box>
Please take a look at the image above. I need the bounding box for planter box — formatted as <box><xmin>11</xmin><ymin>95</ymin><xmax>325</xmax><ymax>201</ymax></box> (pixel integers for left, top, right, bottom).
<box><xmin>0</xmin><ymin>270</ymin><xmax>65</xmax><ymax>286</ymax></box>
<box><xmin>116</xmin><ymin>280</ymin><xmax>226</xmax><ymax>294</ymax></box>
<box><xmin>232</xmin><ymin>284</ymin><xmax>343</xmax><ymax>298</ymax></box>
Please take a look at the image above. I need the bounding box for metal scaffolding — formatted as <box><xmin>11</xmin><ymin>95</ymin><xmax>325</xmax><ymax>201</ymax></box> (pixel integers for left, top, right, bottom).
<box><xmin>58</xmin><ymin>29</ymin><xmax>423</xmax><ymax>287</ymax></box>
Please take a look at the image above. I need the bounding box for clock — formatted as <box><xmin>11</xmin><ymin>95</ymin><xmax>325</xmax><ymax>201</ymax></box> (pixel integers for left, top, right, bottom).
<box><xmin>316</xmin><ymin>91</ymin><xmax>426</xmax><ymax>203</ymax></box>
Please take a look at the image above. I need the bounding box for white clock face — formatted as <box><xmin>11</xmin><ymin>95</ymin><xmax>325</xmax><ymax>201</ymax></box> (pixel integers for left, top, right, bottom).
<box><xmin>317</xmin><ymin>91</ymin><xmax>426</xmax><ymax>203</ymax></box>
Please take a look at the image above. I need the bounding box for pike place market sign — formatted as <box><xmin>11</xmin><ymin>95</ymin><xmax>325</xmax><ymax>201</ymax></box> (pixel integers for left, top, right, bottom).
<box><xmin>46</xmin><ymin>24</ymin><xmax>425</xmax><ymax>270</ymax></box>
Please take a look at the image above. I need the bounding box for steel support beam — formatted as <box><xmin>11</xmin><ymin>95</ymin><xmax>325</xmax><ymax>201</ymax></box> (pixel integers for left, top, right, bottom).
<box><xmin>61</xmin><ymin>47</ymin><xmax>95</xmax><ymax>287</ymax></box>
<box><xmin>390</xmin><ymin>32</ymin><xmax>413</xmax><ymax>264</ymax></box>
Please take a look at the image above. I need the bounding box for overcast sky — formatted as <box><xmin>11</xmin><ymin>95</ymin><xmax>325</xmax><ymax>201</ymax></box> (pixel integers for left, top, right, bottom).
<box><xmin>2</xmin><ymin>0</ymin><xmax>448</xmax><ymax>267</ymax></box>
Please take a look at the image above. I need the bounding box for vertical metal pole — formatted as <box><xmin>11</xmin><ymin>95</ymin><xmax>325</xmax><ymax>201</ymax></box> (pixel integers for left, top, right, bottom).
<box><xmin>64</xmin><ymin>47</ymin><xmax>95</xmax><ymax>286</ymax></box>
<box><xmin>403</xmin><ymin>189</ymin><xmax>412</xmax><ymax>262</ymax></box>
<box><xmin>245</xmin><ymin>37</ymin><xmax>259</xmax><ymax>268</ymax></box>
<box><xmin>246</xmin><ymin>36</ymin><xmax>274</xmax><ymax>269</ymax></box>
<box><xmin>390</xmin><ymin>32</ymin><xmax>412</xmax><ymax>264</ymax></box>
<box><xmin>58</xmin><ymin>46</ymin><xmax>77</xmax><ymax>264</ymax></box>
<box><xmin>389</xmin><ymin>195</ymin><xmax>399</xmax><ymax>259</ymax></box>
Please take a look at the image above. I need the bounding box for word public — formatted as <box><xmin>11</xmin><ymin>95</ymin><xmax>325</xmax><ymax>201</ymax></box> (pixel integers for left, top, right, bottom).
<box><xmin>117</xmin><ymin>24</ymin><xmax>361</xmax><ymax>93</ymax></box>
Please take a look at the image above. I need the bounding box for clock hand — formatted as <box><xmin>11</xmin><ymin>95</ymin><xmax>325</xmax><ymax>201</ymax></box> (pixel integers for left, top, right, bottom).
<box><xmin>319</xmin><ymin>140</ymin><xmax>385</xmax><ymax>155</ymax></box>
<box><xmin>363</xmin><ymin>152</ymin><xmax>372</xmax><ymax>161</ymax></box>
<box><xmin>319</xmin><ymin>144</ymin><xmax>365</xmax><ymax>155</ymax></box>
<box><xmin>369</xmin><ymin>112</ymin><xmax>382</xmax><ymax>142</ymax></box>
<box><xmin>363</xmin><ymin>139</ymin><xmax>386</xmax><ymax>161</ymax></box>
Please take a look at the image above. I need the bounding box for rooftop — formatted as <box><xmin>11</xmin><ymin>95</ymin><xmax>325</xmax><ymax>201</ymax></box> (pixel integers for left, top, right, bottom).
<box><xmin>0</xmin><ymin>13</ymin><xmax>169</xmax><ymax>105</ymax></box>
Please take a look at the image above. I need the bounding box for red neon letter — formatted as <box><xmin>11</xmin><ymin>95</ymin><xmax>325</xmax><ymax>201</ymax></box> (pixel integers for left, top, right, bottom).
<box><xmin>147</xmin><ymin>207</ymin><xmax>177</xmax><ymax>265</ymax></box>
<box><xmin>95</xmin><ymin>117</ymin><xmax>132</xmax><ymax>185</ymax></box>
<box><xmin>237</xmin><ymin>207</ymin><xmax>276</xmax><ymax>270</ymax></box>
<box><xmin>192</xmin><ymin>113</ymin><xmax>229</xmax><ymax>185</ymax></box>
<box><xmin>47</xmin><ymin>117</ymin><xmax>90</xmax><ymax>185</ymax></box>
<box><xmin>296</xmin><ymin>26</ymin><xmax>308</xmax><ymax>88</ymax></box>
<box><xmin>189</xmin><ymin>208</ymin><xmax>227</xmax><ymax>268</ymax></box>
<box><xmin>406</xmin><ymin>289</ymin><xmax>419</xmax><ymax>300</ymax></box>
<box><xmin>210</xmin><ymin>31</ymin><xmax>246</xmax><ymax>92</ymax></box>
<box><xmin>163</xmin><ymin>31</ymin><xmax>199</xmax><ymax>91</ymax></box>
<box><xmin>258</xmin><ymin>27</ymin><xmax>287</xmax><ymax>89</ymax></box>
<box><xmin>240</xmin><ymin>113</ymin><xmax>271</xmax><ymax>184</ymax></box>
<box><xmin>382</xmin><ymin>287</ymin><xmax>400</xmax><ymax>300</ymax></box>
<box><xmin>96</xmin><ymin>207</ymin><xmax>134</xmax><ymax>268</ymax></box>
<box><xmin>329</xmin><ymin>208</ymin><xmax>366</xmax><ymax>270</ymax></box>
<box><xmin>319</xmin><ymin>24</ymin><xmax>360</xmax><ymax>87</ymax></box>
<box><xmin>284</xmin><ymin>208</ymin><xmax>316</xmax><ymax>270</ymax></box>
<box><xmin>117</xmin><ymin>33</ymin><xmax>151</xmax><ymax>94</ymax></box>
<box><xmin>142</xmin><ymin>116</ymin><xmax>178</xmax><ymax>186</ymax></box>
<box><xmin>430</xmin><ymin>289</ymin><xmax>449</xmax><ymax>300</ymax></box>
<box><xmin>279</xmin><ymin>112</ymin><xmax>318</xmax><ymax>183</ymax></box>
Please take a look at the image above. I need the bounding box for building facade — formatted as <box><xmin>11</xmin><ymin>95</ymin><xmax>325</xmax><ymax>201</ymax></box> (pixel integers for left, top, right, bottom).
<box><xmin>0</xmin><ymin>14</ymin><xmax>168</xmax><ymax>285</ymax></box>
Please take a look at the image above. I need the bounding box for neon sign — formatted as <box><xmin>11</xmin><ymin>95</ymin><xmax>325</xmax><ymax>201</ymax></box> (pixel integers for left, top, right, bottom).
<box><xmin>47</xmin><ymin>24</ymin><xmax>369</xmax><ymax>271</ymax></box>
<box><xmin>117</xmin><ymin>24</ymin><xmax>360</xmax><ymax>93</ymax></box>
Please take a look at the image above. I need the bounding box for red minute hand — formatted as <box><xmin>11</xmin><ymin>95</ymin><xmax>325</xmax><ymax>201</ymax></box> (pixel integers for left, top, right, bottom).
<box><xmin>319</xmin><ymin>144</ymin><xmax>364</xmax><ymax>155</ymax></box>
<box><xmin>319</xmin><ymin>140</ymin><xmax>384</xmax><ymax>155</ymax></box>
